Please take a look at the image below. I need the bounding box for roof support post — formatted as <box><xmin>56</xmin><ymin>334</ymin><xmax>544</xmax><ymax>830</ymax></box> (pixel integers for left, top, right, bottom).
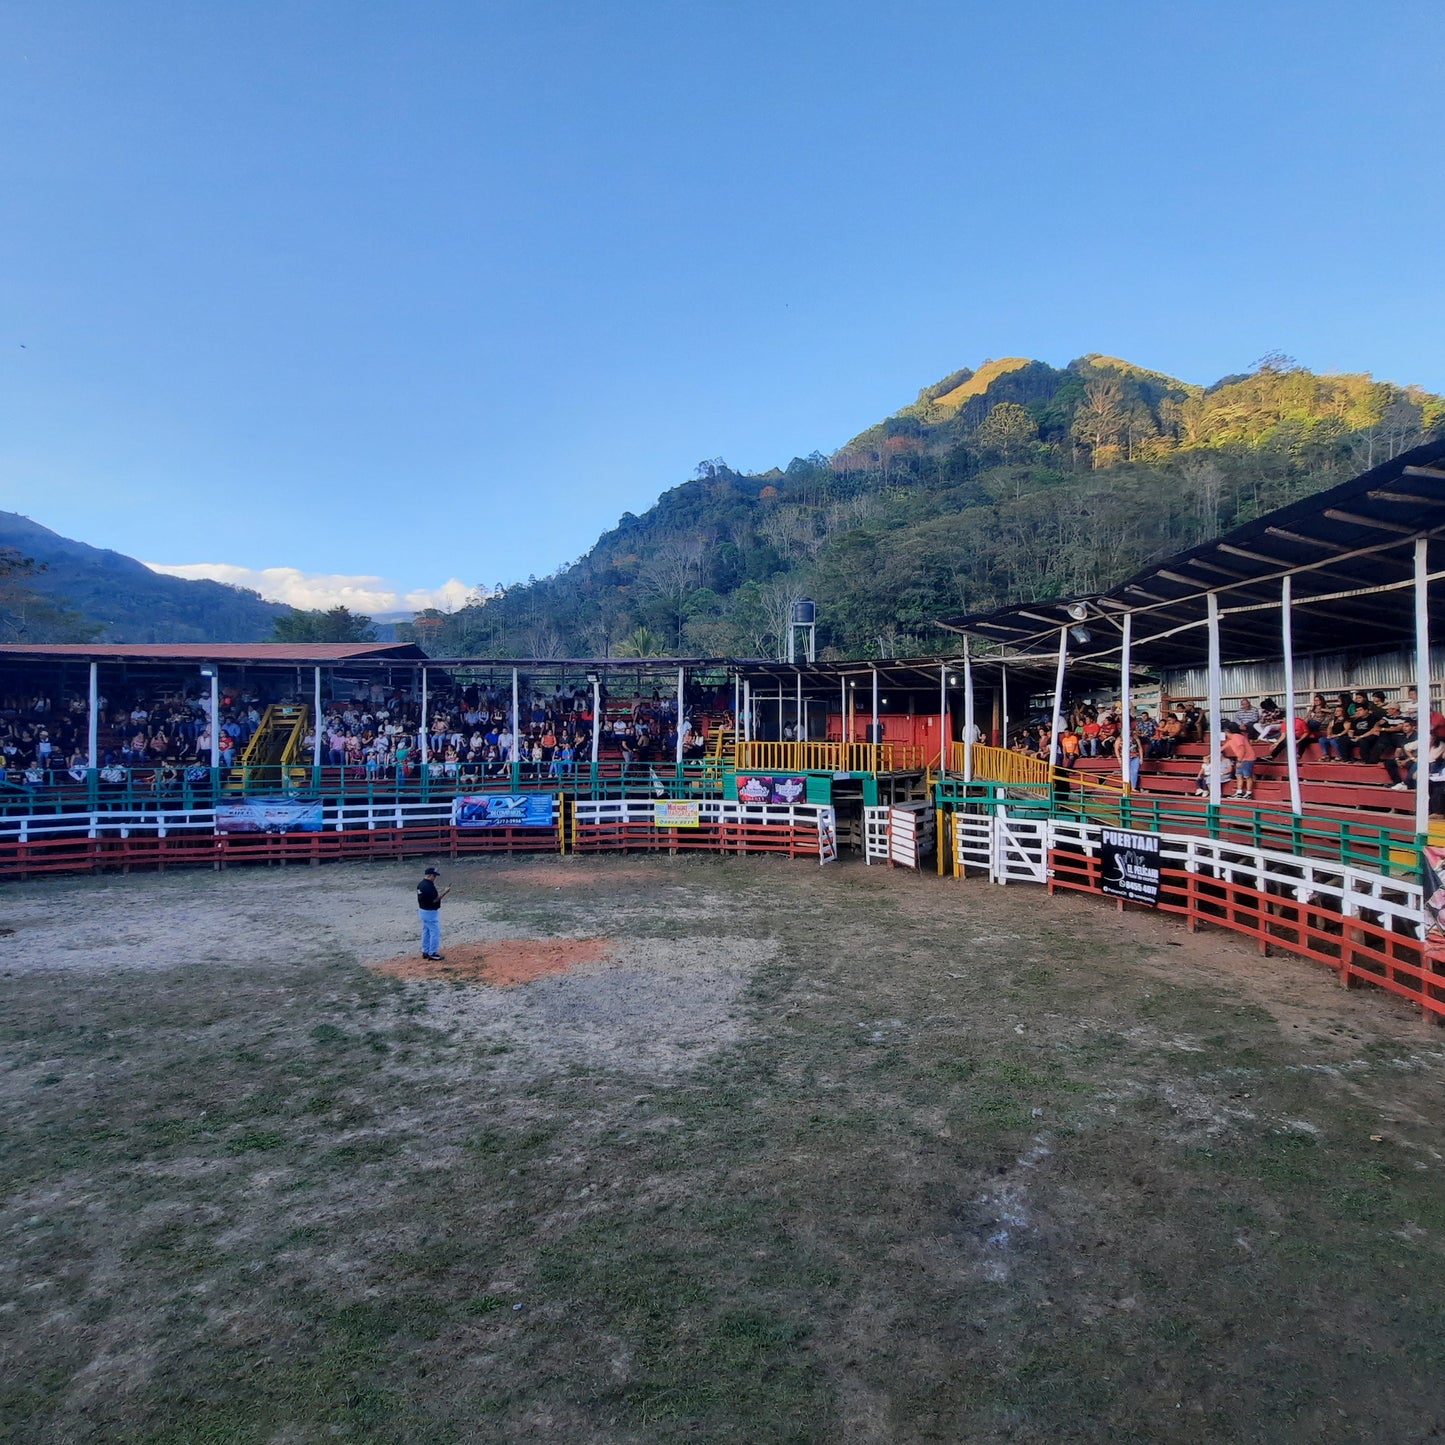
<box><xmin>1000</xmin><ymin>662</ymin><xmax>1008</xmax><ymax>750</ymax></box>
<box><xmin>1281</xmin><ymin>576</ymin><xmax>1303</xmax><ymax>816</ymax></box>
<box><xmin>743</xmin><ymin>679</ymin><xmax>751</xmax><ymax>743</ymax></box>
<box><xmin>870</xmin><ymin>666</ymin><xmax>879</xmax><ymax>752</ymax></box>
<box><xmin>675</xmin><ymin>666</ymin><xmax>685</xmax><ymax>769</ymax></box>
<box><xmin>590</xmin><ymin>673</ymin><xmax>601</xmax><ymax>778</ymax></box>
<box><xmin>1415</xmin><ymin>537</ymin><xmax>1431</xmax><ymax>838</ymax></box>
<box><xmin>1206</xmin><ymin>592</ymin><xmax>1223</xmax><ymax>809</ymax></box>
<box><xmin>1120</xmin><ymin>611</ymin><xmax>1132</xmax><ymax>793</ymax></box>
<box><xmin>963</xmin><ymin>641</ymin><xmax>975</xmax><ymax>783</ymax></box>
<box><xmin>313</xmin><ymin>666</ymin><xmax>323</xmax><ymax>771</ymax></box>
<box><xmin>797</xmin><ymin>668</ymin><xmax>804</xmax><ymax>742</ymax></box>
<box><xmin>419</xmin><ymin>666</ymin><xmax>429</xmax><ymax>766</ymax></box>
<box><xmin>87</xmin><ymin>661</ymin><xmax>98</xmax><ymax>771</ymax></box>
<box><xmin>939</xmin><ymin>663</ymin><xmax>948</xmax><ymax>772</ymax></box>
<box><xmin>511</xmin><ymin>667</ymin><xmax>520</xmax><ymax>790</ymax></box>
<box><xmin>1050</xmin><ymin>628</ymin><xmax>1067</xmax><ymax>770</ymax></box>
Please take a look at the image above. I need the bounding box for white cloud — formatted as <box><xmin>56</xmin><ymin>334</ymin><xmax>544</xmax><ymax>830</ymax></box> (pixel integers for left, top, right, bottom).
<box><xmin>144</xmin><ymin>562</ymin><xmax>478</xmax><ymax>615</ymax></box>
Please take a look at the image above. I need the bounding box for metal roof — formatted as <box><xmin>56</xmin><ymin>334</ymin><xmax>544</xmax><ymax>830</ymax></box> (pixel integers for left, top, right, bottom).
<box><xmin>939</xmin><ymin>436</ymin><xmax>1445</xmax><ymax>668</ymax></box>
<box><xmin>0</xmin><ymin>642</ymin><xmax>429</xmax><ymax>665</ymax></box>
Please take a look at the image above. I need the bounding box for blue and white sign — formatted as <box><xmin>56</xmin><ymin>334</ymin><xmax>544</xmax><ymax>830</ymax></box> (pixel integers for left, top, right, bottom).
<box><xmin>452</xmin><ymin>794</ymin><xmax>556</xmax><ymax>829</ymax></box>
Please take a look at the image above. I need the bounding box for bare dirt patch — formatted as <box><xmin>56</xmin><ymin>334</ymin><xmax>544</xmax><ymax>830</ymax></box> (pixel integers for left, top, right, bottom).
<box><xmin>484</xmin><ymin>862</ymin><xmax>664</xmax><ymax>887</ymax></box>
<box><xmin>371</xmin><ymin>936</ymin><xmax>613</xmax><ymax>986</ymax></box>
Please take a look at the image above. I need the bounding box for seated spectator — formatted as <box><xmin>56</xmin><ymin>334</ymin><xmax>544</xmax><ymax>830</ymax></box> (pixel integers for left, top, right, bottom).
<box><xmin>1320</xmin><ymin>704</ymin><xmax>1351</xmax><ymax>760</ymax></box>
<box><xmin>1268</xmin><ymin>712</ymin><xmax>1314</xmax><ymax>761</ymax></box>
<box><xmin>1232</xmin><ymin>697</ymin><xmax>1261</xmax><ymax>736</ymax></box>
<box><xmin>1346</xmin><ymin>696</ymin><xmax>1385</xmax><ymax>764</ymax></box>
<box><xmin>1151</xmin><ymin>712</ymin><xmax>1182</xmax><ymax>758</ymax></box>
<box><xmin>1254</xmin><ymin>698</ymin><xmax>1284</xmax><ymax>742</ymax></box>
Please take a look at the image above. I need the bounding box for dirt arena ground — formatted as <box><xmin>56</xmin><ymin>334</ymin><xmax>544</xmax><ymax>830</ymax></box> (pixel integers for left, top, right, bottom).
<box><xmin>2</xmin><ymin>853</ymin><xmax>1443</xmax><ymax>1443</ymax></box>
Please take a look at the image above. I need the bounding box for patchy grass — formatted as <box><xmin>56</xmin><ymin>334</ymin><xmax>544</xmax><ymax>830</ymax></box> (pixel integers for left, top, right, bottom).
<box><xmin>0</xmin><ymin>854</ymin><xmax>1443</xmax><ymax>1442</ymax></box>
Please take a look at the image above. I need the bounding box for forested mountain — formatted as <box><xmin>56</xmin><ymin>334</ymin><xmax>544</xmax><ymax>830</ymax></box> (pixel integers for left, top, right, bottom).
<box><xmin>0</xmin><ymin>512</ymin><xmax>290</xmax><ymax>643</ymax></box>
<box><xmin>416</xmin><ymin>353</ymin><xmax>1442</xmax><ymax>659</ymax></box>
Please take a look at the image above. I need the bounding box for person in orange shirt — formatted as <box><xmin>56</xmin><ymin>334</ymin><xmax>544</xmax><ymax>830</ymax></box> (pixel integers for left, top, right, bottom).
<box><xmin>1220</xmin><ymin>723</ymin><xmax>1257</xmax><ymax>800</ymax></box>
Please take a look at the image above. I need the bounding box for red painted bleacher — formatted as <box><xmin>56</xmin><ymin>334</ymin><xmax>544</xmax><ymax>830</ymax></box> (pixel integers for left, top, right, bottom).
<box><xmin>1072</xmin><ymin>739</ymin><xmax>1413</xmax><ymax>818</ymax></box>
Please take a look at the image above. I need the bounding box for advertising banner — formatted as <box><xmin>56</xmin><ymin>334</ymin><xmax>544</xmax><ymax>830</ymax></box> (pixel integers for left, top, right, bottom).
<box><xmin>736</xmin><ymin>775</ymin><xmax>808</xmax><ymax>805</ymax></box>
<box><xmin>216</xmin><ymin>797</ymin><xmax>324</xmax><ymax>834</ymax></box>
<box><xmin>452</xmin><ymin>794</ymin><xmax>556</xmax><ymax>828</ymax></box>
<box><xmin>1423</xmin><ymin>845</ymin><xmax>1445</xmax><ymax>940</ymax></box>
<box><xmin>1099</xmin><ymin>827</ymin><xmax>1162</xmax><ymax>907</ymax></box>
<box><xmin>654</xmin><ymin>801</ymin><xmax>701</xmax><ymax>828</ymax></box>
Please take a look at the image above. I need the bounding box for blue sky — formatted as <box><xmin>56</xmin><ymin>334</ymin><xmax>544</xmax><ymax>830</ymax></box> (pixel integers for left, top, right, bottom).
<box><xmin>2</xmin><ymin>1</ymin><xmax>1442</xmax><ymax>612</ymax></box>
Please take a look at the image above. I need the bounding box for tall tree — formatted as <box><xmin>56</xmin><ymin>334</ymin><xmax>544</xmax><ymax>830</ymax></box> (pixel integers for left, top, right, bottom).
<box><xmin>273</xmin><ymin>605</ymin><xmax>377</xmax><ymax>643</ymax></box>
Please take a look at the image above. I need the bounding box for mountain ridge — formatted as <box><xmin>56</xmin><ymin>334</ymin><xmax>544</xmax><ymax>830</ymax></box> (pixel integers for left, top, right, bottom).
<box><xmin>410</xmin><ymin>352</ymin><xmax>1445</xmax><ymax>660</ymax></box>
<box><xmin>0</xmin><ymin>511</ymin><xmax>291</xmax><ymax>644</ymax></box>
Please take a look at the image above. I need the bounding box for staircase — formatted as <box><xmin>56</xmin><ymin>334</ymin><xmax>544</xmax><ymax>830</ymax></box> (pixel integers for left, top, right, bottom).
<box><xmin>228</xmin><ymin>704</ymin><xmax>310</xmax><ymax>792</ymax></box>
<box><xmin>702</xmin><ymin>719</ymin><xmax>738</xmax><ymax>786</ymax></box>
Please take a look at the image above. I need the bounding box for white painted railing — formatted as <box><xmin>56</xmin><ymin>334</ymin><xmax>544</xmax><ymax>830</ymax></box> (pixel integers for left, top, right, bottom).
<box><xmin>955</xmin><ymin>809</ymin><xmax>1424</xmax><ymax>936</ymax></box>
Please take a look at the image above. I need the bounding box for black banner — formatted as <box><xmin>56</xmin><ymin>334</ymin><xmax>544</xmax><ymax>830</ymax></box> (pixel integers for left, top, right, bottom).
<box><xmin>1099</xmin><ymin>827</ymin><xmax>1162</xmax><ymax>907</ymax></box>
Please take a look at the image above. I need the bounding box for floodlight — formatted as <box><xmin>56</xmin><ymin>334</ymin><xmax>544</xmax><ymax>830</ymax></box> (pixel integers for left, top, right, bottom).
<box><xmin>1069</xmin><ymin>626</ymin><xmax>1093</xmax><ymax>645</ymax></box>
<box><xmin>1065</xmin><ymin>602</ymin><xmax>1090</xmax><ymax>622</ymax></box>
<box><xmin>949</xmin><ymin>675</ymin><xmax>958</xmax><ymax>685</ymax></box>
<box><xmin>199</xmin><ymin>664</ymin><xmax>217</xmax><ymax>678</ymax></box>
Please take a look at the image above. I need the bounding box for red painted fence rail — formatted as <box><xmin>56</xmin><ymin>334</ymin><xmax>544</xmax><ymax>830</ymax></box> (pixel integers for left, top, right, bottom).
<box><xmin>1047</xmin><ymin>844</ymin><xmax>1445</xmax><ymax>1020</ymax></box>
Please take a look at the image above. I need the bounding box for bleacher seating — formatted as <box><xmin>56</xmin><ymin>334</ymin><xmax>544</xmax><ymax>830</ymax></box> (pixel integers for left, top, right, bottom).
<box><xmin>1071</xmin><ymin>738</ymin><xmax>1415</xmax><ymax>820</ymax></box>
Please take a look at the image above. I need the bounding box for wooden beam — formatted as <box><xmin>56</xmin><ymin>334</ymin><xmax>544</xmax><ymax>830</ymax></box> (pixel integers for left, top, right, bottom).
<box><xmin>1403</xmin><ymin>465</ymin><xmax>1445</xmax><ymax>482</ymax></box>
<box><xmin>1183</xmin><ymin>556</ymin><xmax>1254</xmax><ymax>581</ymax></box>
<box><xmin>1265</xmin><ymin>526</ymin><xmax>1334</xmax><ymax>547</ymax></box>
<box><xmin>1366</xmin><ymin>489</ymin><xmax>1445</xmax><ymax>505</ymax></box>
<box><xmin>1322</xmin><ymin>508</ymin><xmax>1419</xmax><ymax>535</ymax></box>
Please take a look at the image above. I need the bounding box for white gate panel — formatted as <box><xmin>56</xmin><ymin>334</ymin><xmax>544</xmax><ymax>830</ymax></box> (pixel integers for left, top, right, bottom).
<box><xmin>889</xmin><ymin>803</ymin><xmax>935</xmax><ymax>869</ymax></box>
<box><xmin>863</xmin><ymin>805</ymin><xmax>890</xmax><ymax>864</ymax></box>
<box><xmin>991</xmin><ymin>810</ymin><xmax>1049</xmax><ymax>885</ymax></box>
<box><xmin>818</xmin><ymin>807</ymin><xmax>838</xmax><ymax>865</ymax></box>
<box><xmin>954</xmin><ymin>813</ymin><xmax>992</xmax><ymax>877</ymax></box>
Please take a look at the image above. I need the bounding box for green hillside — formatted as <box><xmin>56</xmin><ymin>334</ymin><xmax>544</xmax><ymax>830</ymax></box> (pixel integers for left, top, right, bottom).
<box><xmin>413</xmin><ymin>353</ymin><xmax>1445</xmax><ymax>659</ymax></box>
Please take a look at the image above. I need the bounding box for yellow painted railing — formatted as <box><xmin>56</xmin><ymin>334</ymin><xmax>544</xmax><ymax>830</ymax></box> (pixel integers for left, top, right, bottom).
<box><xmin>954</xmin><ymin>743</ymin><xmax>1051</xmax><ymax>785</ymax></box>
<box><xmin>954</xmin><ymin>742</ymin><xmax>1128</xmax><ymax>794</ymax></box>
<box><xmin>733</xmin><ymin>741</ymin><xmax>926</xmax><ymax>774</ymax></box>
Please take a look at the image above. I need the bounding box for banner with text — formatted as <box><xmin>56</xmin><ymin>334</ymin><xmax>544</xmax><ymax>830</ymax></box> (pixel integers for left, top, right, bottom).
<box><xmin>216</xmin><ymin>797</ymin><xmax>324</xmax><ymax>834</ymax></box>
<box><xmin>736</xmin><ymin>775</ymin><xmax>808</xmax><ymax>805</ymax></box>
<box><xmin>452</xmin><ymin>794</ymin><xmax>556</xmax><ymax>829</ymax></box>
<box><xmin>653</xmin><ymin>801</ymin><xmax>701</xmax><ymax>828</ymax></box>
<box><xmin>1099</xmin><ymin>827</ymin><xmax>1162</xmax><ymax>907</ymax></box>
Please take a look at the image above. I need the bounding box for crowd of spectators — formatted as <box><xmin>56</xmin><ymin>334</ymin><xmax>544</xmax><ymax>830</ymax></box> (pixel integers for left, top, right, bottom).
<box><xmin>1005</xmin><ymin>686</ymin><xmax>1445</xmax><ymax>806</ymax></box>
<box><xmin>0</xmin><ymin>677</ymin><xmax>712</xmax><ymax>791</ymax></box>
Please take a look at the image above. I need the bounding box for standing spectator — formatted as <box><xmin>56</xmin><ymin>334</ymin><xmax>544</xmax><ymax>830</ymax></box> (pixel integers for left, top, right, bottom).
<box><xmin>1221</xmin><ymin>724</ymin><xmax>1257</xmax><ymax>800</ymax></box>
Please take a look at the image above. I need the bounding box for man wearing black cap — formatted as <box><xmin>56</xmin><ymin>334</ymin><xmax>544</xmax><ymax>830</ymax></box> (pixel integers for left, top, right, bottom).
<box><xmin>416</xmin><ymin>866</ymin><xmax>449</xmax><ymax>960</ymax></box>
